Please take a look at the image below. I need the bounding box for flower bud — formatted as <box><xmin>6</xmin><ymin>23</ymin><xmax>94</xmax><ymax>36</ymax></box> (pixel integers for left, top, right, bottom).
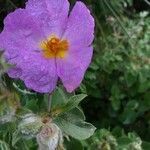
<box><xmin>18</xmin><ymin>113</ymin><xmax>43</xmax><ymax>138</ymax></box>
<box><xmin>0</xmin><ymin>91</ymin><xmax>19</xmax><ymax>124</ymax></box>
<box><xmin>37</xmin><ymin>123</ymin><xmax>63</xmax><ymax>150</ymax></box>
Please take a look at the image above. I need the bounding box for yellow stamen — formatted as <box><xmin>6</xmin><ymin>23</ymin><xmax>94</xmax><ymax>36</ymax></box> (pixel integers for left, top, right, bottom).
<box><xmin>40</xmin><ymin>36</ymin><xmax>69</xmax><ymax>59</ymax></box>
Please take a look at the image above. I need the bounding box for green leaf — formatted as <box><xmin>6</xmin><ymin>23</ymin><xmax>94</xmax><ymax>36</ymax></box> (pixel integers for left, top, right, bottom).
<box><xmin>65</xmin><ymin>138</ymin><xmax>83</xmax><ymax>150</ymax></box>
<box><xmin>52</xmin><ymin>94</ymin><xmax>87</xmax><ymax>117</ymax></box>
<box><xmin>117</xmin><ymin>137</ymin><xmax>132</xmax><ymax>146</ymax></box>
<box><xmin>119</xmin><ymin>100</ymin><xmax>139</xmax><ymax>124</ymax></box>
<box><xmin>61</xmin><ymin>94</ymin><xmax>87</xmax><ymax>112</ymax></box>
<box><xmin>12</xmin><ymin>130</ymin><xmax>21</xmax><ymax>147</ymax></box>
<box><xmin>0</xmin><ymin>140</ymin><xmax>10</xmax><ymax>150</ymax></box>
<box><xmin>110</xmin><ymin>84</ymin><xmax>124</xmax><ymax>111</ymax></box>
<box><xmin>25</xmin><ymin>99</ymin><xmax>39</xmax><ymax>113</ymax></box>
<box><xmin>51</xmin><ymin>86</ymin><xmax>70</xmax><ymax>108</ymax></box>
<box><xmin>54</xmin><ymin>108</ymin><xmax>96</xmax><ymax>140</ymax></box>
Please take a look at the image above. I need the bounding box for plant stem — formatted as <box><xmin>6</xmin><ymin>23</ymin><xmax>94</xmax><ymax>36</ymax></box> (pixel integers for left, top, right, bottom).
<box><xmin>48</xmin><ymin>93</ymin><xmax>52</xmax><ymax>113</ymax></box>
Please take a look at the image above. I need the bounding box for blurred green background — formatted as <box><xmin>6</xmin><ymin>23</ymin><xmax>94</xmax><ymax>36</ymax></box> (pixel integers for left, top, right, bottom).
<box><xmin>0</xmin><ymin>0</ymin><xmax>150</xmax><ymax>149</ymax></box>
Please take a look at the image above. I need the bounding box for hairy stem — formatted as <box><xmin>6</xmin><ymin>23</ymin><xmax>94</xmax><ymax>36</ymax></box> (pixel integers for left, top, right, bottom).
<box><xmin>48</xmin><ymin>93</ymin><xmax>52</xmax><ymax>113</ymax></box>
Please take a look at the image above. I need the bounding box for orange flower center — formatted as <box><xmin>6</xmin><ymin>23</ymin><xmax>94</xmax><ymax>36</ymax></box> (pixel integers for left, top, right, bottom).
<box><xmin>41</xmin><ymin>36</ymin><xmax>69</xmax><ymax>59</ymax></box>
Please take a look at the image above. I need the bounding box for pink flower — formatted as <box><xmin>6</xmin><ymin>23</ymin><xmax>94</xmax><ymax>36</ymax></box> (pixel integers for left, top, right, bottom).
<box><xmin>0</xmin><ymin>0</ymin><xmax>95</xmax><ymax>93</ymax></box>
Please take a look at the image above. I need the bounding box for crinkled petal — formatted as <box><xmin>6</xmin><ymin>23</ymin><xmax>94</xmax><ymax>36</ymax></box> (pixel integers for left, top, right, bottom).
<box><xmin>26</xmin><ymin>0</ymin><xmax>70</xmax><ymax>37</ymax></box>
<box><xmin>2</xmin><ymin>8</ymin><xmax>44</xmax><ymax>41</ymax></box>
<box><xmin>0</xmin><ymin>8</ymin><xmax>45</xmax><ymax>66</ymax></box>
<box><xmin>0</xmin><ymin>0</ymin><xmax>94</xmax><ymax>93</ymax></box>
<box><xmin>8</xmin><ymin>67</ymin><xmax>22</xmax><ymax>78</ymax></box>
<box><xmin>57</xmin><ymin>46</ymin><xmax>93</xmax><ymax>92</ymax></box>
<box><xmin>57</xmin><ymin>2</ymin><xmax>95</xmax><ymax>92</ymax></box>
<box><xmin>16</xmin><ymin>52</ymin><xmax>57</xmax><ymax>93</ymax></box>
<box><xmin>0</xmin><ymin>8</ymin><xmax>58</xmax><ymax>93</ymax></box>
<box><xmin>63</xmin><ymin>2</ymin><xmax>95</xmax><ymax>47</ymax></box>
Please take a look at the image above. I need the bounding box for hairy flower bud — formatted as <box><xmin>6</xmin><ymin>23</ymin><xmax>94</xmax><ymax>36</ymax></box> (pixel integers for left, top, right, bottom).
<box><xmin>18</xmin><ymin>113</ymin><xmax>43</xmax><ymax>138</ymax></box>
<box><xmin>37</xmin><ymin>123</ymin><xmax>63</xmax><ymax>150</ymax></box>
<box><xmin>0</xmin><ymin>91</ymin><xmax>19</xmax><ymax>124</ymax></box>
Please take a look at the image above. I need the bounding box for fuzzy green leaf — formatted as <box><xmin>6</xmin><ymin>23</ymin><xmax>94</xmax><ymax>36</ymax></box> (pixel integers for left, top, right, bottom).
<box><xmin>55</xmin><ymin>108</ymin><xmax>96</xmax><ymax>140</ymax></box>
<box><xmin>52</xmin><ymin>94</ymin><xmax>87</xmax><ymax>117</ymax></box>
<box><xmin>0</xmin><ymin>140</ymin><xmax>10</xmax><ymax>150</ymax></box>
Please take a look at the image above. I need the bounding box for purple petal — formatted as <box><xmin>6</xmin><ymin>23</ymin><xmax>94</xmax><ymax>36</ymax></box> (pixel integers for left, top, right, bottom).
<box><xmin>19</xmin><ymin>52</ymin><xmax>58</xmax><ymax>93</ymax></box>
<box><xmin>26</xmin><ymin>0</ymin><xmax>70</xmax><ymax>37</ymax></box>
<box><xmin>8</xmin><ymin>53</ymin><xmax>58</xmax><ymax>93</ymax></box>
<box><xmin>0</xmin><ymin>7</ymin><xmax>58</xmax><ymax>93</ymax></box>
<box><xmin>57</xmin><ymin>2</ymin><xmax>95</xmax><ymax>92</ymax></box>
<box><xmin>57</xmin><ymin>46</ymin><xmax>93</xmax><ymax>92</ymax></box>
<box><xmin>7</xmin><ymin>52</ymin><xmax>57</xmax><ymax>93</ymax></box>
<box><xmin>0</xmin><ymin>0</ymin><xmax>95</xmax><ymax>93</ymax></box>
<box><xmin>2</xmin><ymin>8</ymin><xmax>44</xmax><ymax>41</ymax></box>
<box><xmin>63</xmin><ymin>2</ymin><xmax>95</xmax><ymax>47</ymax></box>
<box><xmin>0</xmin><ymin>8</ymin><xmax>45</xmax><ymax>65</ymax></box>
<box><xmin>8</xmin><ymin>67</ymin><xmax>22</xmax><ymax>78</ymax></box>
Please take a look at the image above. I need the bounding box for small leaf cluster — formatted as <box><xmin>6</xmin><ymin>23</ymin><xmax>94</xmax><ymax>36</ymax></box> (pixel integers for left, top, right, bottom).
<box><xmin>0</xmin><ymin>73</ymin><xmax>95</xmax><ymax>149</ymax></box>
